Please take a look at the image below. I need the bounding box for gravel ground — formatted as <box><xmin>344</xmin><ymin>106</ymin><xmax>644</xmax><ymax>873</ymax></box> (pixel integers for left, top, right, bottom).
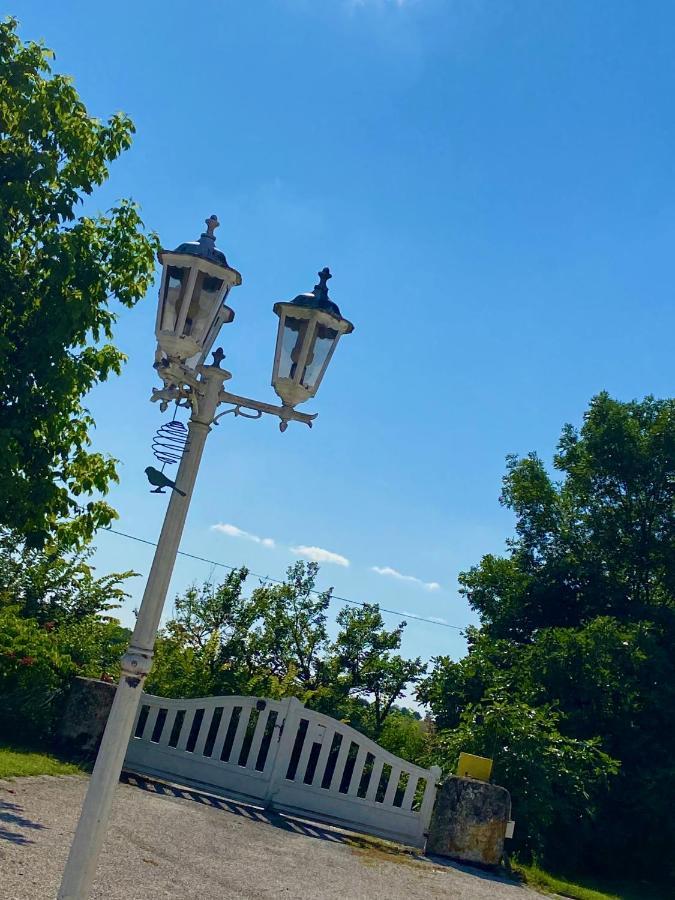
<box><xmin>1</xmin><ymin>774</ymin><xmax>539</xmax><ymax>900</ymax></box>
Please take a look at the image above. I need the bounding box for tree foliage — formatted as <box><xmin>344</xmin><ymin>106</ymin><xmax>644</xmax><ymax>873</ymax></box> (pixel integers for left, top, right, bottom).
<box><xmin>0</xmin><ymin>17</ymin><xmax>158</xmax><ymax>547</ymax></box>
<box><xmin>249</xmin><ymin>561</ymin><xmax>332</xmax><ymax>695</ymax></box>
<box><xmin>326</xmin><ymin>604</ymin><xmax>425</xmax><ymax>735</ymax></box>
<box><xmin>429</xmin><ymin>692</ymin><xmax>618</xmax><ymax>857</ymax></box>
<box><xmin>147</xmin><ymin>561</ymin><xmax>427</xmax><ymax>750</ymax></box>
<box><xmin>0</xmin><ymin>530</ymin><xmax>133</xmax><ymax>741</ymax></box>
<box><xmin>420</xmin><ymin>393</ymin><xmax>675</xmax><ymax>877</ymax></box>
<box><xmin>461</xmin><ymin>393</ymin><xmax>674</xmax><ymax>639</ymax></box>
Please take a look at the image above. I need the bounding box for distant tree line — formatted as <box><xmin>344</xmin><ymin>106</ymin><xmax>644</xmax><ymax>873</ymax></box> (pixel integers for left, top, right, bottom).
<box><xmin>145</xmin><ymin>561</ymin><xmax>427</xmax><ymax>756</ymax></box>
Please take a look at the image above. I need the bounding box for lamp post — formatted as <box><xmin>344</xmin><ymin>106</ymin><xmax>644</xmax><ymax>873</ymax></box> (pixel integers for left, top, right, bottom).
<box><xmin>57</xmin><ymin>217</ymin><xmax>353</xmax><ymax>900</ymax></box>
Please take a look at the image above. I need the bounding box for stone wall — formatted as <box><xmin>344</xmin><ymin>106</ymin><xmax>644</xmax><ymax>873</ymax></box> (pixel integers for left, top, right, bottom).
<box><xmin>57</xmin><ymin>676</ymin><xmax>116</xmax><ymax>755</ymax></box>
<box><xmin>426</xmin><ymin>775</ymin><xmax>511</xmax><ymax>867</ymax></box>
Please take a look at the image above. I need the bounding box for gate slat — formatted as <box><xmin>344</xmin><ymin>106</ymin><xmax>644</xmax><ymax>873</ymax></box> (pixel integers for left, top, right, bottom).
<box><xmin>228</xmin><ymin>706</ymin><xmax>252</xmax><ymax>765</ymax></box>
<box><xmin>176</xmin><ymin>708</ymin><xmax>196</xmax><ymax>752</ymax></box>
<box><xmin>347</xmin><ymin>745</ymin><xmax>368</xmax><ymax>797</ymax></box>
<box><xmin>143</xmin><ymin>706</ymin><xmax>161</xmax><ymax>742</ymax></box>
<box><xmin>158</xmin><ymin>709</ymin><xmax>178</xmax><ymax>747</ymax></box>
<box><xmin>365</xmin><ymin>758</ymin><xmax>384</xmax><ymax>802</ymax></box>
<box><xmin>401</xmin><ymin>774</ymin><xmax>419</xmax><ymax>811</ymax></box>
<box><xmin>294</xmin><ymin>722</ymin><xmax>315</xmax><ymax>784</ymax></box>
<box><xmin>312</xmin><ymin>726</ymin><xmax>335</xmax><ymax>788</ymax></box>
<box><xmin>327</xmin><ymin>732</ymin><xmax>352</xmax><ymax>792</ymax></box>
<box><xmin>210</xmin><ymin>705</ymin><xmax>234</xmax><ymax>761</ymax></box>
<box><xmin>246</xmin><ymin>709</ymin><xmax>271</xmax><ymax>770</ymax></box>
<box><xmin>383</xmin><ymin>766</ymin><xmax>402</xmax><ymax>807</ymax></box>
<box><xmin>193</xmin><ymin>707</ymin><xmax>214</xmax><ymax>757</ymax></box>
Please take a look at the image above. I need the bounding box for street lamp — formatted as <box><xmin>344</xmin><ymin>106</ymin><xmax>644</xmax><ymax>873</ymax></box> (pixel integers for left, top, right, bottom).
<box><xmin>58</xmin><ymin>217</ymin><xmax>353</xmax><ymax>900</ymax></box>
<box><xmin>271</xmin><ymin>266</ymin><xmax>353</xmax><ymax>414</ymax></box>
<box><xmin>154</xmin><ymin>214</ymin><xmax>240</xmax><ymax>369</ymax></box>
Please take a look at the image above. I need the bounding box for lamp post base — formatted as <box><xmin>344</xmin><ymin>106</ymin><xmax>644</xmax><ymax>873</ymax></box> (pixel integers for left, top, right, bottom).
<box><xmin>57</xmin><ymin>674</ymin><xmax>147</xmax><ymax>899</ymax></box>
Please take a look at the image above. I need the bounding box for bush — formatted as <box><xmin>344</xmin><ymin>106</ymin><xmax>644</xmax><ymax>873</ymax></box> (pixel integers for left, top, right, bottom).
<box><xmin>429</xmin><ymin>693</ymin><xmax>619</xmax><ymax>859</ymax></box>
<box><xmin>0</xmin><ymin>532</ymin><xmax>134</xmax><ymax>742</ymax></box>
<box><xmin>0</xmin><ymin>605</ymin><xmax>131</xmax><ymax>743</ymax></box>
<box><xmin>0</xmin><ymin>607</ymin><xmax>74</xmax><ymax>742</ymax></box>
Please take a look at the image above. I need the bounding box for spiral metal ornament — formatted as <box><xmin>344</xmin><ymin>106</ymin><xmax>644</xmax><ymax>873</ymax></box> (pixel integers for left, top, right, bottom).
<box><xmin>152</xmin><ymin>419</ymin><xmax>189</xmax><ymax>466</ymax></box>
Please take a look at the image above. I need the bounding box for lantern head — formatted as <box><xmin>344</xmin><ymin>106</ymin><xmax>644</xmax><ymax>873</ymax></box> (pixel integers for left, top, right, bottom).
<box><xmin>272</xmin><ymin>268</ymin><xmax>353</xmax><ymax>408</ymax></box>
<box><xmin>155</xmin><ymin>215</ymin><xmax>242</xmax><ymax>369</ymax></box>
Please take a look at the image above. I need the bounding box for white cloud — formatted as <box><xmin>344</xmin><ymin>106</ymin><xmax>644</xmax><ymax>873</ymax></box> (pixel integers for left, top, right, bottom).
<box><xmin>347</xmin><ymin>0</ymin><xmax>411</xmax><ymax>8</ymax></box>
<box><xmin>291</xmin><ymin>545</ymin><xmax>350</xmax><ymax>567</ymax></box>
<box><xmin>371</xmin><ymin>565</ymin><xmax>441</xmax><ymax>591</ymax></box>
<box><xmin>211</xmin><ymin>523</ymin><xmax>276</xmax><ymax>549</ymax></box>
<box><xmin>211</xmin><ymin>525</ymin><xmax>350</xmax><ymax>568</ymax></box>
<box><xmin>428</xmin><ymin>615</ymin><xmax>449</xmax><ymax>625</ymax></box>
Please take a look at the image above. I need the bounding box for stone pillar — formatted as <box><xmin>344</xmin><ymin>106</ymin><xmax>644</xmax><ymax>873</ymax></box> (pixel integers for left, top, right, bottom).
<box><xmin>57</xmin><ymin>676</ymin><xmax>117</xmax><ymax>755</ymax></box>
<box><xmin>426</xmin><ymin>775</ymin><xmax>511</xmax><ymax>867</ymax></box>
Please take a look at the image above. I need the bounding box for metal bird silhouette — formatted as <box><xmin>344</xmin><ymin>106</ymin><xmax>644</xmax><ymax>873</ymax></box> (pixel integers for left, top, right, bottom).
<box><xmin>144</xmin><ymin>466</ymin><xmax>186</xmax><ymax>496</ymax></box>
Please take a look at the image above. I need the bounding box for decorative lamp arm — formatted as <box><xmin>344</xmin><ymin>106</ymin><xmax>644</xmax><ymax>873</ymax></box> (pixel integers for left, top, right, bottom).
<box><xmin>215</xmin><ymin>388</ymin><xmax>317</xmax><ymax>431</ymax></box>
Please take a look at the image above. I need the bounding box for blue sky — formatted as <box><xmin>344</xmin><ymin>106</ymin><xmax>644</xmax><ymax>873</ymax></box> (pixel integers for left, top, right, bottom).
<box><xmin>12</xmin><ymin>1</ymin><xmax>675</xmax><ymax>666</ymax></box>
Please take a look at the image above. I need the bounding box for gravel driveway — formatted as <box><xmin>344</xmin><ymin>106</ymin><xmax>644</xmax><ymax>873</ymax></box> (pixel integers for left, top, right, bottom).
<box><xmin>1</xmin><ymin>773</ymin><xmax>539</xmax><ymax>899</ymax></box>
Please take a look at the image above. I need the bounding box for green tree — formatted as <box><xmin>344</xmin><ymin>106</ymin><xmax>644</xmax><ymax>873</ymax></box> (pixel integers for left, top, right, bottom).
<box><xmin>249</xmin><ymin>561</ymin><xmax>332</xmax><ymax>695</ymax></box>
<box><xmin>148</xmin><ymin>562</ymin><xmax>333</xmax><ymax>700</ymax></box>
<box><xmin>147</xmin><ymin>568</ymin><xmax>260</xmax><ymax>699</ymax></box>
<box><xmin>376</xmin><ymin>707</ymin><xmax>429</xmax><ymax>764</ymax></box>
<box><xmin>0</xmin><ymin>529</ymin><xmax>134</xmax><ymax>624</ymax></box>
<box><xmin>462</xmin><ymin>393</ymin><xmax>674</xmax><ymax>639</ymax></box>
<box><xmin>326</xmin><ymin>603</ymin><xmax>426</xmax><ymax>736</ymax></box>
<box><xmin>148</xmin><ymin>565</ymin><xmax>426</xmax><ymax>745</ymax></box>
<box><xmin>0</xmin><ymin>18</ymin><xmax>158</xmax><ymax>547</ymax></box>
<box><xmin>421</xmin><ymin>393</ymin><xmax>675</xmax><ymax>878</ymax></box>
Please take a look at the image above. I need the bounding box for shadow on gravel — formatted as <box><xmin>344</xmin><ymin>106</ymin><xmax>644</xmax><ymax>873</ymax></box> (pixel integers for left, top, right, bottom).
<box><xmin>122</xmin><ymin>772</ymin><xmax>367</xmax><ymax>847</ymax></box>
<box><xmin>0</xmin><ymin>800</ymin><xmax>46</xmax><ymax>845</ymax></box>
<box><xmin>121</xmin><ymin>773</ymin><xmax>520</xmax><ymax>888</ymax></box>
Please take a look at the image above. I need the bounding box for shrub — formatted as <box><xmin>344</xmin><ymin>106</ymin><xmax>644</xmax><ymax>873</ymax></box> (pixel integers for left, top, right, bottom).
<box><xmin>429</xmin><ymin>693</ymin><xmax>619</xmax><ymax>859</ymax></box>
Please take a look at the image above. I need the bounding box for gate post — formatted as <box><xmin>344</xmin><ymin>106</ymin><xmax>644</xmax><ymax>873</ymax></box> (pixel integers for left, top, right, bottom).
<box><xmin>263</xmin><ymin>696</ymin><xmax>304</xmax><ymax>809</ymax></box>
<box><xmin>418</xmin><ymin>765</ymin><xmax>443</xmax><ymax>846</ymax></box>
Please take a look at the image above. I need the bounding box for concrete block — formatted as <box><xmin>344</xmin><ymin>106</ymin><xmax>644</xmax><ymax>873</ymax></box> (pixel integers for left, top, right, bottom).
<box><xmin>57</xmin><ymin>676</ymin><xmax>116</xmax><ymax>755</ymax></box>
<box><xmin>426</xmin><ymin>775</ymin><xmax>511</xmax><ymax>867</ymax></box>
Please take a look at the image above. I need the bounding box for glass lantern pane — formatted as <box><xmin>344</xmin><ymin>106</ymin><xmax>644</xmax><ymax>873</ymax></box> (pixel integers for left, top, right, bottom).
<box><xmin>278</xmin><ymin>317</ymin><xmax>309</xmax><ymax>379</ymax></box>
<box><xmin>301</xmin><ymin>324</ymin><xmax>338</xmax><ymax>389</ymax></box>
<box><xmin>161</xmin><ymin>266</ymin><xmax>187</xmax><ymax>331</ymax></box>
<box><xmin>184</xmin><ymin>272</ymin><xmax>223</xmax><ymax>340</ymax></box>
<box><xmin>201</xmin><ymin>306</ymin><xmax>225</xmax><ymax>354</ymax></box>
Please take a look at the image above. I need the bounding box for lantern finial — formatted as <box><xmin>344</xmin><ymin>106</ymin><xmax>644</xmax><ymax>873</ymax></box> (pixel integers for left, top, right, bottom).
<box><xmin>314</xmin><ymin>267</ymin><xmax>332</xmax><ymax>301</ymax></box>
<box><xmin>210</xmin><ymin>347</ymin><xmax>226</xmax><ymax>368</ymax></box>
<box><xmin>205</xmin><ymin>215</ymin><xmax>219</xmax><ymax>239</ymax></box>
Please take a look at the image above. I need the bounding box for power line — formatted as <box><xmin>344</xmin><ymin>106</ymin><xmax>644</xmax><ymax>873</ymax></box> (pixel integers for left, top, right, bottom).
<box><xmin>103</xmin><ymin>527</ymin><xmax>465</xmax><ymax>632</ymax></box>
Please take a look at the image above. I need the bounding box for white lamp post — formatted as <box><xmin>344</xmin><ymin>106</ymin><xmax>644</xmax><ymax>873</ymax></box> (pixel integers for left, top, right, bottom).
<box><xmin>57</xmin><ymin>217</ymin><xmax>353</xmax><ymax>900</ymax></box>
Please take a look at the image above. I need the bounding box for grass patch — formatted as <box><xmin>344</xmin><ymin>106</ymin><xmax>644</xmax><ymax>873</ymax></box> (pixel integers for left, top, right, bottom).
<box><xmin>514</xmin><ymin>864</ymin><xmax>619</xmax><ymax>900</ymax></box>
<box><xmin>512</xmin><ymin>863</ymin><xmax>662</xmax><ymax>900</ymax></box>
<box><xmin>0</xmin><ymin>744</ymin><xmax>86</xmax><ymax>778</ymax></box>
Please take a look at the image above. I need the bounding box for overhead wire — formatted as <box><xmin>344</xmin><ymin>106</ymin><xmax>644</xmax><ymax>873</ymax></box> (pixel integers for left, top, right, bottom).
<box><xmin>102</xmin><ymin>527</ymin><xmax>466</xmax><ymax>632</ymax></box>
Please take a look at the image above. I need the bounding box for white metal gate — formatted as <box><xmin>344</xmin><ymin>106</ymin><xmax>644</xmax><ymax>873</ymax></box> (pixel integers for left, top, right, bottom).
<box><xmin>125</xmin><ymin>693</ymin><xmax>441</xmax><ymax>848</ymax></box>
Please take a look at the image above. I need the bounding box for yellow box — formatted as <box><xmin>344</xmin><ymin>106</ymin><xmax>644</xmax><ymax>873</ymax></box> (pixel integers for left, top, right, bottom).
<box><xmin>456</xmin><ymin>752</ymin><xmax>493</xmax><ymax>781</ymax></box>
